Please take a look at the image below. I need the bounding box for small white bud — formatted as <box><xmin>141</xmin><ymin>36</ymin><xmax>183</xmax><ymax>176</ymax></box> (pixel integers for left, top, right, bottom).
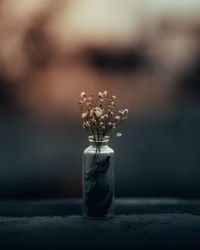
<box><xmin>81</xmin><ymin>112</ymin><xmax>88</xmax><ymax>119</ymax></box>
<box><xmin>80</xmin><ymin>91</ymin><xmax>86</xmax><ymax>98</ymax></box>
<box><xmin>116</xmin><ymin>132</ymin><xmax>122</xmax><ymax>137</ymax></box>
<box><xmin>115</xmin><ymin>116</ymin><xmax>120</xmax><ymax>122</ymax></box>
<box><xmin>124</xmin><ymin>108</ymin><xmax>129</xmax><ymax>114</ymax></box>
<box><xmin>103</xmin><ymin>90</ymin><xmax>108</xmax><ymax>96</ymax></box>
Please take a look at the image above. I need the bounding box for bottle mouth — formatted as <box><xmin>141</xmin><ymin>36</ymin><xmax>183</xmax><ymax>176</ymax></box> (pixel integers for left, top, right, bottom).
<box><xmin>88</xmin><ymin>135</ymin><xmax>109</xmax><ymax>143</ymax></box>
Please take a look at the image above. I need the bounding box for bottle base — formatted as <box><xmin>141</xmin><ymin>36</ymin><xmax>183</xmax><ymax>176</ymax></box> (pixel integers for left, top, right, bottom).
<box><xmin>83</xmin><ymin>213</ymin><xmax>114</xmax><ymax>220</ymax></box>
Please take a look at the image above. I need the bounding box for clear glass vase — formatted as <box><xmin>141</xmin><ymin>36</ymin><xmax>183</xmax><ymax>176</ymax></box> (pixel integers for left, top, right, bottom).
<box><xmin>82</xmin><ymin>135</ymin><xmax>115</xmax><ymax>219</ymax></box>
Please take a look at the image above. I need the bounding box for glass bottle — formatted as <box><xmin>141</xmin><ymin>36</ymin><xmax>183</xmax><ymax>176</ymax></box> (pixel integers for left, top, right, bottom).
<box><xmin>82</xmin><ymin>135</ymin><xmax>115</xmax><ymax>219</ymax></box>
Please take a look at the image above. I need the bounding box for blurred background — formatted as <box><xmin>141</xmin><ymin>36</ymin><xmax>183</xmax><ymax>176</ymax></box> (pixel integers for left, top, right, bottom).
<box><xmin>0</xmin><ymin>0</ymin><xmax>200</xmax><ymax>199</ymax></box>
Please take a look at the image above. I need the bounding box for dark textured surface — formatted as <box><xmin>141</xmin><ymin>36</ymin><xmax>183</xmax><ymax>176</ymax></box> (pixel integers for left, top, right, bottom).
<box><xmin>0</xmin><ymin>198</ymin><xmax>200</xmax><ymax>249</ymax></box>
<box><xmin>0</xmin><ymin>198</ymin><xmax>200</xmax><ymax>216</ymax></box>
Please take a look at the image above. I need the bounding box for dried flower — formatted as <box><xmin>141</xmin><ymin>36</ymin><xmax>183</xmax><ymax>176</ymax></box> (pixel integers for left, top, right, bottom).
<box><xmin>91</xmin><ymin>118</ymin><xmax>96</xmax><ymax>124</ymax></box>
<box><xmin>80</xmin><ymin>91</ymin><xmax>86</xmax><ymax>98</ymax></box>
<box><xmin>124</xmin><ymin>108</ymin><xmax>129</xmax><ymax>114</ymax></box>
<box><xmin>103</xmin><ymin>90</ymin><xmax>108</xmax><ymax>96</ymax></box>
<box><xmin>114</xmin><ymin>116</ymin><xmax>120</xmax><ymax>122</ymax></box>
<box><xmin>119</xmin><ymin>110</ymin><xmax>124</xmax><ymax>115</ymax></box>
<box><xmin>116</xmin><ymin>132</ymin><xmax>122</xmax><ymax>137</ymax></box>
<box><xmin>89</xmin><ymin>110</ymin><xmax>94</xmax><ymax>117</ymax></box>
<box><xmin>110</xmin><ymin>101</ymin><xmax>115</xmax><ymax>106</ymax></box>
<box><xmin>99</xmin><ymin>115</ymin><xmax>104</xmax><ymax>121</ymax></box>
<box><xmin>93</xmin><ymin>107</ymin><xmax>103</xmax><ymax>117</ymax></box>
<box><xmin>83</xmin><ymin>121</ymin><xmax>90</xmax><ymax>129</ymax></box>
<box><xmin>78</xmin><ymin>90</ymin><xmax>128</xmax><ymax>141</ymax></box>
<box><xmin>81</xmin><ymin>111</ymin><xmax>88</xmax><ymax>119</ymax></box>
<box><xmin>83</xmin><ymin>122</ymin><xmax>86</xmax><ymax>129</ymax></box>
<box><xmin>112</xmin><ymin>123</ymin><xmax>116</xmax><ymax>130</ymax></box>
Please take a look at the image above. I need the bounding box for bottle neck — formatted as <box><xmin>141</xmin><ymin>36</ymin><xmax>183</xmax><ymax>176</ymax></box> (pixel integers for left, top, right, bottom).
<box><xmin>88</xmin><ymin>135</ymin><xmax>109</xmax><ymax>147</ymax></box>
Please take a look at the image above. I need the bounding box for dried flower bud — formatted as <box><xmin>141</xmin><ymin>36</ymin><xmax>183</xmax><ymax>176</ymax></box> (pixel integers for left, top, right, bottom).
<box><xmin>103</xmin><ymin>90</ymin><xmax>108</xmax><ymax>96</ymax></box>
<box><xmin>83</xmin><ymin>121</ymin><xmax>90</xmax><ymax>129</ymax></box>
<box><xmin>108</xmin><ymin>122</ymin><xmax>112</xmax><ymax>127</ymax></box>
<box><xmin>112</xmin><ymin>95</ymin><xmax>116</xmax><ymax>99</ymax></box>
<box><xmin>116</xmin><ymin>132</ymin><xmax>122</xmax><ymax>137</ymax></box>
<box><xmin>101</xmin><ymin>125</ymin><xmax>105</xmax><ymax>130</ymax></box>
<box><xmin>89</xmin><ymin>110</ymin><xmax>93</xmax><ymax>117</ymax></box>
<box><xmin>81</xmin><ymin>112</ymin><xmax>88</xmax><ymax>119</ymax></box>
<box><xmin>98</xmin><ymin>92</ymin><xmax>103</xmax><ymax>97</ymax></box>
<box><xmin>91</xmin><ymin>118</ymin><xmax>96</xmax><ymax>124</ymax></box>
<box><xmin>88</xmin><ymin>97</ymin><xmax>93</xmax><ymax>101</ymax></box>
<box><xmin>115</xmin><ymin>116</ymin><xmax>120</xmax><ymax>122</ymax></box>
<box><xmin>95</xmin><ymin>111</ymin><xmax>101</xmax><ymax>117</ymax></box>
<box><xmin>111</xmin><ymin>101</ymin><xmax>115</xmax><ymax>106</ymax></box>
<box><xmin>93</xmin><ymin>107</ymin><xmax>103</xmax><ymax>117</ymax></box>
<box><xmin>112</xmin><ymin>123</ymin><xmax>116</xmax><ymax>130</ymax></box>
<box><xmin>124</xmin><ymin>108</ymin><xmax>129</xmax><ymax>113</ymax></box>
<box><xmin>82</xmin><ymin>122</ymin><xmax>86</xmax><ymax>129</ymax></box>
<box><xmin>100</xmin><ymin>115</ymin><xmax>104</xmax><ymax>120</ymax></box>
<box><xmin>99</xmin><ymin>98</ymin><xmax>104</xmax><ymax>102</ymax></box>
<box><xmin>80</xmin><ymin>91</ymin><xmax>86</xmax><ymax>98</ymax></box>
<box><xmin>104</xmin><ymin>114</ymin><xmax>108</xmax><ymax>119</ymax></box>
<box><xmin>100</xmin><ymin>122</ymin><xmax>104</xmax><ymax>126</ymax></box>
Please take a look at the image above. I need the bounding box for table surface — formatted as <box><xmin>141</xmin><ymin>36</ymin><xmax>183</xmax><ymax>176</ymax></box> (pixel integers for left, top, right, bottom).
<box><xmin>0</xmin><ymin>198</ymin><xmax>200</xmax><ymax>249</ymax></box>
